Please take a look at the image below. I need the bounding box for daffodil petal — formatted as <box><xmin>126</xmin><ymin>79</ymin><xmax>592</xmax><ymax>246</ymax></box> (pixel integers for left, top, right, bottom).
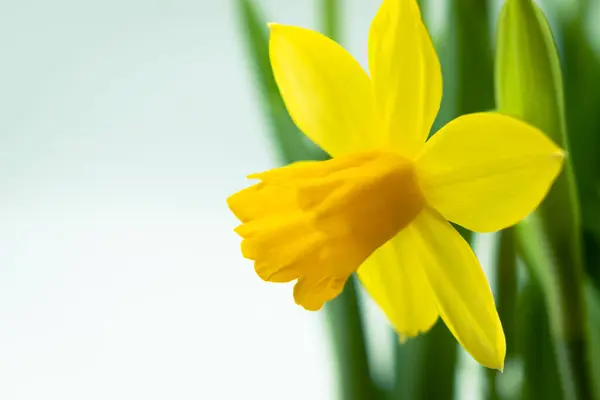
<box><xmin>416</xmin><ymin>112</ymin><xmax>564</xmax><ymax>233</ymax></box>
<box><xmin>269</xmin><ymin>24</ymin><xmax>376</xmax><ymax>157</ymax></box>
<box><xmin>357</xmin><ymin>231</ymin><xmax>438</xmax><ymax>338</ymax></box>
<box><xmin>368</xmin><ymin>0</ymin><xmax>442</xmax><ymax>158</ymax></box>
<box><xmin>409</xmin><ymin>207</ymin><xmax>506</xmax><ymax>370</ymax></box>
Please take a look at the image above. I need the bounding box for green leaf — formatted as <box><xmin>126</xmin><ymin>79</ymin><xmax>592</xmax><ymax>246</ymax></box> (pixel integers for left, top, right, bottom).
<box><xmin>325</xmin><ymin>277</ymin><xmax>378</xmax><ymax>400</ymax></box>
<box><xmin>561</xmin><ymin>12</ymin><xmax>600</xmax><ymax>288</ymax></box>
<box><xmin>519</xmin><ymin>281</ymin><xmax>564</xmax><ymax>400</ymax></box>
<box><xmin>394</xmin><ymin>321</ymin><xmax>458</xmax><ymax>400</ymax></box>
<box><xmin>487</xmin><ymin>228</ymin><xmax>518</xmax><ymax>400</ymax></box>
<box><xmin>452</xmin><ymin>0</ymin><xmax>495</xmax><ymax>115</ymax></box>
<box><xmin>558</xmin><ymin>8</ymin><xmax>600</xmax><ymax>397</ymax></box>
<box><xmin>321</xmin><ymin>0</ymin><xmax>340</xmax><ymax>42</ymax></box>
<box><xmin>517</xmin><ymin>230</ymin><xmax>600</xmax><ymax>400</ymax></box>
<box><xmin>585</xmin><ymin>281</ymin><xmax>600</xmax><ymax>398</ymax></box>
<box><xmin>515</xmin><ymin>217</ymin><xmax>569</xmax><ymax>398</ymax></box>
<box><xmin>495</xmin><ymin>1</ymin><xmax>594</xmax><ymax>398</ymax></box>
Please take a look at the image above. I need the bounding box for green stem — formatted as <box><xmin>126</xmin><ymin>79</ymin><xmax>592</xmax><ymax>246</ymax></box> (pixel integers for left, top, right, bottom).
<box><xmin>534</xmin><ymin>58</ymin><xmax>593</xmax><ymax>400</ymax></box>
<box><xmin>519</xmin><ymin>281</ymin><xmax>564</xmax><ymax>400</ymax></box>
<box><xmin>561</xmin><ymin>12</ymin><xmax>600</xmax><ymax>289</ymax></box>
<box><xmin>516</xmin><ymin>217</ymin><xmax>585</xmax><ymax>400</ymax></box>
<box><xmin>453</xmin><ymin>0</ymin><xmax>495</xmax><ymax>115</ymax></box>
<box><xmin>393</xmin><ymin>321</ymin><xmax>458</xmax><ymax>400</ymax></box>
<box><xmin>487</xmin><ymin>228</ymin><xmax>517</xmax><ymax>400</ymax></box>
<box><xmin>322</xmin><ymin>0</ymin><xmax>340</xmax><ymax>40</ymax></box>
<box><xmin>325</xmin><ymin>277</ymin><xmax>377</xmax><ymax>400</ymax></box>
<box><xmin>497</xmin><ymin>228</ymin><xmax>517</xmax><ymax>353</ymax></box>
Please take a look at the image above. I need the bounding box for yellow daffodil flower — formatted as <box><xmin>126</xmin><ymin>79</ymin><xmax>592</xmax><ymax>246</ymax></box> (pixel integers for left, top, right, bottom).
<box><xmin>227</xmin><ymin>0</ymin><xmax>564</xmax><ymax>370</ymax></box>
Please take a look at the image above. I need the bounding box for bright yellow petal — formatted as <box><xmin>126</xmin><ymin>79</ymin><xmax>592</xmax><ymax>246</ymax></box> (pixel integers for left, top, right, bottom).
<box><xmin>269</xmin><ymin>24</ymin><xmax>376</xmax><ymax>157</ymax></box>
<box><xmin>416</xmin><ymin>112</ymin><xmax>564</xmax><ymax>233</ymax></box>
<box><xmin>358</xmin><ymin>231</ymin><xmax>438</xmax><ymax>338</ymax></box>
<box><xmin>368</xmin><ymin>0</ymin><xmax>442</xmax><ymax>158</ymax></box>
<box><xmin>408</xmin><ymin>207</ymin><xmax>506</xmax><ymax>370</ymax></box>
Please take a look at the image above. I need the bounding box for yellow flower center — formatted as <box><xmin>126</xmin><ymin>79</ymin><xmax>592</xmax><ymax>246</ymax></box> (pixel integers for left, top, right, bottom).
<box><xmin>227</xmin><ymin>151</ymin><xmax>424</xmax><ymax>310</ymax></box>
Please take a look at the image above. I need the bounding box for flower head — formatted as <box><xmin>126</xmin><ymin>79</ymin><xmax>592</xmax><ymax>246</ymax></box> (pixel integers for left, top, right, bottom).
<box><xmin>228</xmin><ymin>0</ymin><xmax>564</xmax><ymax>370</ymax></box>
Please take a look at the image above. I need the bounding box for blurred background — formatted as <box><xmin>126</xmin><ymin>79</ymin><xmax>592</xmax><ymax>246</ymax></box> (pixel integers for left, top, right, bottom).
<box><xmin>1</xmin><ymin>0</ymin><xmax>599</xmax><ymax>399</ymax></box>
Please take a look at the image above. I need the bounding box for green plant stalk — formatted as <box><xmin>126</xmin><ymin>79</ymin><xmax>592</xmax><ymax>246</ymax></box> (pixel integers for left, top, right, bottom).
<box><xmin>557</xmin><ymin>9</ymin><xmax>600</xmax><ymax>398</ymax></box>
<box><xmin>495</xmin><ymin>0</ymin><xmax>593</xmax><ymax>398</ymax></box>
<box><xmin>393</xmin><ymin>321</ymin><xmax>458</xmax><ymax>400</ymax></box>
<box><xmin>322</xmin><ymin>0</ymin><xmax>340</xmax><ymax>44</ymax></box>
<box><xmin>237</xmin><ymin>1</ymin><xmax>374</xmax><ymax>399</ymax></box>
<box><xmin>496</xmin><ymin>229</ymin><xmax>517</xmax><ymax>355</ymax></box>
<box><xmin>393</xmin><ymin>335</ymin><xmax>423</xmax><ymax>400</ymax></box>
<box><xmin>516</xmin><ymin>217</ymin><xmax>570</xmax><ymax>399</ymax></box>
<box><xmin>560</xmin><ymin>6</ymin><xmax>600</xmax><ymax>287</ymax></box>
<box><xmin>487</xmin><ymin>228</ymin><xmax>517</xmax><ymax>400</ymax></box>
<box><xmin>419</xmin><ymin>322</ymin><xmax>458</xmax><ymax>400</ymax></box>
<box><xmin>585</xmin><ymin>281</ymin><xmax>600</xmax><ymax>398</ymax></box>
<box><xmin>453</xmin><ymin>0</ymin><xmax>495</xmax><ymax>115</ymax></box>
<box><xmin>520</xmin><ymin>239</ymin><xmax>600</xmax><ymax>400</ymax></box>
<box><xmin>518</xmin><ymin>280</ymin><xmax>564</xmax><ymax>400</ymax></box>
<box><xmin>325</xmin><ymin>277</ymin><xmax>378</xmax><ymax>400</ymax></box>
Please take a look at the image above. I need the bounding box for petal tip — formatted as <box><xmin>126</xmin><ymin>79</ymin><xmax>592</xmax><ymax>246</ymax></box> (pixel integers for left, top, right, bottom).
<box><xmin>233</xmin><ymin>223</ymin><xmax>245</xmax><ymax>236</ymax></box>
<box><xmin>489</xmin><ymin>333</ymin><xmax>507</xmax><ymax>371</ymax></box>
<box><xmin>481</xmin><ymin>355</ymin><xmax>505</xmax><ymax>371</ymax></box>
<box><xmin>294</xmin><ymin>294</ymin><xmax>323</xmax><ymax>312</ymax></box>
<box><xmin>495</xmin><ymin>355</ymin><xmax>505</xmax><ymax>372</ymax></box>
<box><xmin>226</xmin><ymin>195</ymin><xmax>238</xmax><ymax>215</ymax></box>
<box><xmin>300</xmin><ymin>303</ymin><xmax>322</xmax><ymax>312</ymax></box>
<box><xmin>226</xmin><ymin>192</ymin><xmax>248</xmax><ymax>221</ymax></box>
<box><xmin>495</xmin><ymin>362</ymin><xmax>505</xmax><ymax>373</ymax></box>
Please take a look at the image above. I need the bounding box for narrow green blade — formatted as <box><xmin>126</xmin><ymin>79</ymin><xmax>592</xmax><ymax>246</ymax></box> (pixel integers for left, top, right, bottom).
<box><xmin>495</xmin><ymin>1</ymin><xmax>593</xmax><ymax>398</ymax></box>
<box><xmin>452</xmin><ymin>0</ymin><xmax>495</xmax><ymax>115</ymax></box>
<box><xmin>585</xmin><ymin>281</ymin><xmax>600</xmax><ymax>398</ymax></box>
<box><xmin>325</xmin><ymin>277</ymin><xmax>378</xmax><ymax>400</ymax></box>
<box><xmin>519</xmin><ymin>281</ymin><xmax>564</xmax><ymax>400</ymax></box>
<box><xmin>487</xmin><ymin>228</ymin><xmax>517</xmax><ymax>400</ymax></box>
<box><xmin>394</xmin><ymin>321</ymin><xmax>458</xmax><ymax>400</ymax></box>
<box><xmin>322</xmin><ymin>0</ymin><xmax>340</xmax><ymax>42</ymax></box>
<box><xmin>561</xmin><ymin>8</ymin><xmax>600</xmax><ymax>289</ymax></box>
